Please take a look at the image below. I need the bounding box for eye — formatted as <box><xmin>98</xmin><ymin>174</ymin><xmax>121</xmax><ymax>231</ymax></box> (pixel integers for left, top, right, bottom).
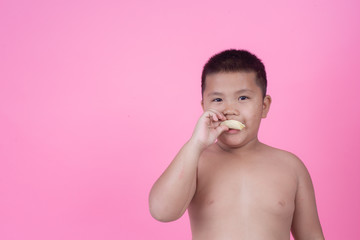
<box><xmin>212</xmin><ymin>98</ymin><xmax>223</xmax><ymax>102</ymax></box>
<box><xmin>238</xmin><ymin>96</ymin><xmax>248</xmax><ymax>101</ymax></box>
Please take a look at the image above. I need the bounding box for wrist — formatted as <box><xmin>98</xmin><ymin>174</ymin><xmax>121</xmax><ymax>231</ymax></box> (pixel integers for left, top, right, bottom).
<box><xmin>187</xmin><ymin>137</ymin><xmax>208</xmax><ymax>153</ymax></box>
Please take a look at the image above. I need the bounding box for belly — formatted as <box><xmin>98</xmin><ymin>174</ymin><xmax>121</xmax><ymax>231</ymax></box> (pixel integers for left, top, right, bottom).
<box><xmin>188</xmin><ymin>167</ymin><xmax>296</xmax><ymax>239</ymax></box>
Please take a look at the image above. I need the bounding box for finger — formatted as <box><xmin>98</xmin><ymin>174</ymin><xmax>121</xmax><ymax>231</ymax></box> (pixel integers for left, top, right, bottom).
<box><xmin>218</xmin><ymin>113</ymin><xmax>226</xmax><ymax>121</ymax></box>
<box><xmin>213</xmin><ymin>110</ymin><xmax>226</xmax><ymax>121</ymax></box>
<box><xmin>212</xmin><ymin>114</ymin><xmax>219</xmax><ymax>122</ymax></box>
<box><xmin>206</xmin><ymin>109</ymin><xmax>224</xmax><ymax>122</ymax></box>
<box><xmin>204</xmin><ymin>112</ymin><xmax>218</xmax><ymax>122</ymax></box>
<box><xmin>215</xmin><ymin>124</ymin><xmax>229</xmax><ymax>136</ymax></box>
<box><xmin>203</xmin><ymin>110</ymin><xmax>218</xmax><ymax>122</ymax></box>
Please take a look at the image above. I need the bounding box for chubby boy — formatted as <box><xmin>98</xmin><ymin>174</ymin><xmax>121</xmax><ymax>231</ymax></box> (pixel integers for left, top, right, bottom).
<box><xmin>149</xmin><ymin>49</ymin><xmax>324</xmax><ymax>240</ymax></box>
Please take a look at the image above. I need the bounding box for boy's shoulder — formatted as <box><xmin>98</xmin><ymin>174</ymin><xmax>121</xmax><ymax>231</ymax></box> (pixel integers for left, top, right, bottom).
<box><xmin>263</xmin><ymin>144</ymin><xmax>310</xmax><ymax>177</ymax></box>
<box><xmin>263</xmin><ymin>144</ymin><xmax>299</xmax><ymax>159</ymax></box>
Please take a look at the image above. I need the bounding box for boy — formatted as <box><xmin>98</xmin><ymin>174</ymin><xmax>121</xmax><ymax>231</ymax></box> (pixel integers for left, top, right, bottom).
<box><xmin>149</xmin><ymin>49</ymin><xmax>324</xmax><ymax>240</ymax></box>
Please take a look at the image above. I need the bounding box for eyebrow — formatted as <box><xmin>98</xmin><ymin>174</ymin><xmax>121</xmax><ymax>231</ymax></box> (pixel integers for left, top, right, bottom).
<box><xmin>207</xmin><ymin>89</ymin><xmax>254</xmax><ymax>97</ymax></box>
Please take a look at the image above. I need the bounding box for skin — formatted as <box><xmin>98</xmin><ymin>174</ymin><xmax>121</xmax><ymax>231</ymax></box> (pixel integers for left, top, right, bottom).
<box><xmin>149</xmin><ymin>71</ymin><xmax>324</xmax><ymax>240</ymax></box>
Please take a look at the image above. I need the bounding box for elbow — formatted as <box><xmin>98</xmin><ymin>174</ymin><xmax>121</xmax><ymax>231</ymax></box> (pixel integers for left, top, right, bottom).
<box><xmin>149</xmin><ymin>195</ymin><xmax>182</xmax><ymax>222</ymax></box>
<box><xmin>149</xmin><ymin>208</ymin><xmax>177</xmax><ymax>223</ymax></box>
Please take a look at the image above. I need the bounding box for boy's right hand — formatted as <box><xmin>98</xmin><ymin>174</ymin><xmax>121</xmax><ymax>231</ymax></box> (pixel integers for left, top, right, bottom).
<box><xmin>190</xmin><ymin>109</ymin><xmax>229</xmax><ymax>150</ymax></box>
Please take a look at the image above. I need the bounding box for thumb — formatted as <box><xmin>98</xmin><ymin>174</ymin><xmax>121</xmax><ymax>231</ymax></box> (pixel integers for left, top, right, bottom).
<box><xmin>215</xmin><ymin>125</ymin><xmax>229</xmax><ymax>136</ymax></box>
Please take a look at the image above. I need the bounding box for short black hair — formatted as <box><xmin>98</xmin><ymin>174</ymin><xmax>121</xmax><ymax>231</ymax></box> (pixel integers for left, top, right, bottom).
<box><xmin>201</xmin><ymin>49</ymin><xmax>267</xmax><ymax>98</ymax></box>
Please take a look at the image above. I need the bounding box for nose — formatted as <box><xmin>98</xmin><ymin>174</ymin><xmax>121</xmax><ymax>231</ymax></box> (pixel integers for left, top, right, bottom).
<box><xmin>223</xmin><ymin>102</ymin><xmax>239</xmax><ymax>116</ymax></box>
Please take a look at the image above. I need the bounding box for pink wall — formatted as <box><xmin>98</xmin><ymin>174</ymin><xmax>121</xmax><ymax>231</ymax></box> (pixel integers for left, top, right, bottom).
<box><xmin>1</xmin><ymin>0</ymin><xmax>359</xmax><ymax>239</ymax></box>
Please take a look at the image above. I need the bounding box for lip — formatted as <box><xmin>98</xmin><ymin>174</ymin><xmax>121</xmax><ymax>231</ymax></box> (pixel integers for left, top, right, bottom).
<box><xmin>225</xmin><ymin>129</ymin><xmax>241</xmax><ymax>134</ymax></box>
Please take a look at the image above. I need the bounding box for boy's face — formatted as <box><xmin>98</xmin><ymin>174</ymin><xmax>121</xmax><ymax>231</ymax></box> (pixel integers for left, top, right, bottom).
<box><xmin>202</xmin><ymin>71</ymin><xmax>271</xmax><ymax>149</ymax></box>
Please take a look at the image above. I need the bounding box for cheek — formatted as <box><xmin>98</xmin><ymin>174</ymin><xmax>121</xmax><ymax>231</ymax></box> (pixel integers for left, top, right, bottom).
<box><xmin>243</xmin><ymin>105</ymin><xmax>263</xmax><ymax>121</ymax></box>
<box><xmin>204</xmin><ymin>102</ymin><xmax>220</xmax><ymax>111</ymax></box>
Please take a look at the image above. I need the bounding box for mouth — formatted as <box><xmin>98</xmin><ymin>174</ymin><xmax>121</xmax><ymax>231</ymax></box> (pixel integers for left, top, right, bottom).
<box><xmin>225</xmin><ymin>129</ymin><xmax>241</xmax><ymax>134</ymax></box>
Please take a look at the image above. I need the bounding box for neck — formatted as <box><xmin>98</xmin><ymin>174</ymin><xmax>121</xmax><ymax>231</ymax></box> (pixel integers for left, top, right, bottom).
<box><xmin>216</xmin><ymin>136</ymin><xmax>263</xmax><ymax>154</ymax></box>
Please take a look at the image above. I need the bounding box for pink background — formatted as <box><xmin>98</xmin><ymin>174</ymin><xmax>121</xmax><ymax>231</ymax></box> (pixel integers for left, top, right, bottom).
<box><xmin>1</xmin><ymin>0</ymin><xmax>359</xmax><ymax>239</ymax></box>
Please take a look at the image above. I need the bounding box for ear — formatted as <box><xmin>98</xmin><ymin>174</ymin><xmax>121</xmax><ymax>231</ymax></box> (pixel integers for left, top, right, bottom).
<box><xmin>201</xmin><ymin>99</ymin><xmax>204</xmax><ymax>111</ymax></box>
<box><xmin>261</xmin><ymin>95</ymin><xmax>272</xmax><ymax>118</ymax></box>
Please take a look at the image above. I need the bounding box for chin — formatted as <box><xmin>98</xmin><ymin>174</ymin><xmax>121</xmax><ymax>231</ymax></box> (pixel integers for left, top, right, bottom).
<box><xmin>217</xmin><ymin>136</ymin><xmax>245</xmax><ymax>148</ymax></box>
<box><xmin>218</xmin><ymin>132</ymin><xmax>258</xmax><ymax>149</ymax></box>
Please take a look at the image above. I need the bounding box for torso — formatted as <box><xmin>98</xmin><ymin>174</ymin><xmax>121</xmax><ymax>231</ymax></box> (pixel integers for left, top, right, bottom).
<box><xmin>188</xmin><ymin>143</ymin><xmax>298</xmax><ymax>240</ymax></box>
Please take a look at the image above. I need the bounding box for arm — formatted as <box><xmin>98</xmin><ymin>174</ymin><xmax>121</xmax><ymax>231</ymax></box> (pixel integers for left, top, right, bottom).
<box><xmin>291</xmin><ymin>159</ymin><xmax>325</xmax><ymax>240</ymax></box>
<box><xmin>148</xmin><ymin>109</ymin><xmax>228</xmax><ymax>222</ymax></box>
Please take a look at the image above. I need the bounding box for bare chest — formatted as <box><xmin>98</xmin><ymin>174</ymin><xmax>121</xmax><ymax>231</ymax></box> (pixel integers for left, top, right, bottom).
<box><xmin>189</xmin><ymin>156</ymin><xmax>297</xmax><ymax>222</ymax></box>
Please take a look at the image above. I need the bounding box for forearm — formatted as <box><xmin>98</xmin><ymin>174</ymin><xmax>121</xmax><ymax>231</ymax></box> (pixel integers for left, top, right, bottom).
<box><xmin>294</xmin><ymin>236</ymin><xmax>325</xmax><ymax>240</ymax></box>
<box><xmin>149</xmin><ymin>139</ymin><xmax>203</xmax><ymax>222</ymax></box>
